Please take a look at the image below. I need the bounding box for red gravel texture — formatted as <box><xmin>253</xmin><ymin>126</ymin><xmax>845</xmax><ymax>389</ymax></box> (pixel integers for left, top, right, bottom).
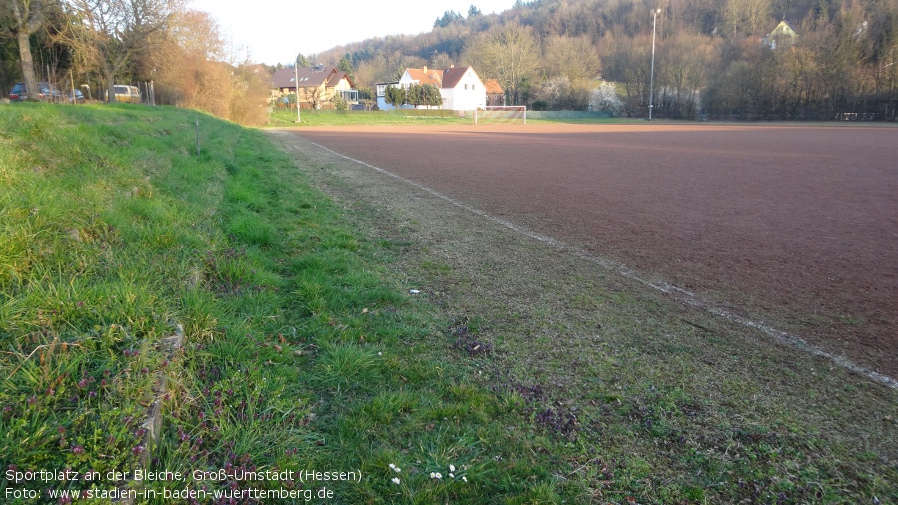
<box><xmin>291</xmin><ymin>124</ymin><xmax>898</xmax><ymax>377</ymax></box>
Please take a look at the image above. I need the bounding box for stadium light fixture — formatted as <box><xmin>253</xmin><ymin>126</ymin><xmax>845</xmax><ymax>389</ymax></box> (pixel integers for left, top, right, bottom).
<box><xmin>649</xmin><ymin>8</ymin><xmax>662</xmax><ymax>121</ymax></box>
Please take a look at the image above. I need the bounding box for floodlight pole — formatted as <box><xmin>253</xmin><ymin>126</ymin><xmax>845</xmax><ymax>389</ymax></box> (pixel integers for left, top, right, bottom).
<box><xmin>293</xmin><ymin>58</ymin><xmax>302</xmax><ymax>123</ymax></box>
<box><xmin>649</xmin><ymin>8</ymin><xmax>661</xmax><ymax>121</ymax></box>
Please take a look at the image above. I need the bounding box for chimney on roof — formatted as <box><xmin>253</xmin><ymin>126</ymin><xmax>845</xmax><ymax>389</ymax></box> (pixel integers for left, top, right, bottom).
<box><xmin>450</xmin><ymin>65</ymin><xmax>455</xmax><ymax>68</ymax></box>
<box><xmin>423</xmin><ymin>65</ymin><xmax>427</xmax><ymax>74</ymax></box>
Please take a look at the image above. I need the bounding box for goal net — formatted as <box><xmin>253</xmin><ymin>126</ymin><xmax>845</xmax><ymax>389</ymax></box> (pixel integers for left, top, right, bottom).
<box><xmin>475</xmin><ymin>106</ymin><xmax>527</xmax><ymax>125</ymax></box>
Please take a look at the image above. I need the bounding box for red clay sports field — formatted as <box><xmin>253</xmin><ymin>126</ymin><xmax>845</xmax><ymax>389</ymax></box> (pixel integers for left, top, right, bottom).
<box><xmin>291</xmin><ymin>124</ymin><xmax>898</xmax><ymax>379</ymax></box>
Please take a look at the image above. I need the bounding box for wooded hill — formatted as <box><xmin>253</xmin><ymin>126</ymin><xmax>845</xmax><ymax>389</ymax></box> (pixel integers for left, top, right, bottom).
<box><xmin>310</xmin><ymin>0</ymin><xmax>898</xmax><ymax>120</ymax></box>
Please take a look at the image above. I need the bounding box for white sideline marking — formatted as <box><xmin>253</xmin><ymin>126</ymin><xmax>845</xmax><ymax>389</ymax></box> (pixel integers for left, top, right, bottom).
<box><xmin>305</xmin><ymin>139</ymin><xmax>898</xmax><ymax>391</ymax></box>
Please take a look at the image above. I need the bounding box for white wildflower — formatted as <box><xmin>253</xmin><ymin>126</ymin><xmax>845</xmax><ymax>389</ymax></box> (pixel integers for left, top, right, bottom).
<box><xmin>391</xmin><ymin>477</ymin><xmax>400</xmax><ymax>485</ymax></box>
<box><xmin>462</xmin><ymin>476</ymin><xmax>468</xmax><ymax>483</ymax></box>
<box><xmin>389</xmin><ymin>463</ymin><xmax>401</xmax><ymax>473</ymax></box>
<box><xmin>449</xmin><ymin>464</ymin><xmax>456</xmax><ymax>472</ymax></box>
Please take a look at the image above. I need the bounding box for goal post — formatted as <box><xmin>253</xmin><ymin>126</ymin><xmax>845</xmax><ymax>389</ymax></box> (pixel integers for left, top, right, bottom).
<box><xmin>474</xmin><ymin>106</ymin><xmax>527</xmax><ymax>125</ymax></box>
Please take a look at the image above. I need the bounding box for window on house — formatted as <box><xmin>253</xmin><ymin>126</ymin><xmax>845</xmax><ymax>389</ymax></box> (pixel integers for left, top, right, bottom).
<box><xmin>465</xmin><ymin>84</ymin><xmax>468</xmax><ymax>90</ymax></box>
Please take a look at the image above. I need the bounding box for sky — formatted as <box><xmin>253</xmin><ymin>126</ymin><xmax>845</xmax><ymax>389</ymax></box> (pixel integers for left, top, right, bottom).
<box><xmin>187</xmin><ymin>0</ymin><xmax>517</xmax><ymax>66</ymax></box>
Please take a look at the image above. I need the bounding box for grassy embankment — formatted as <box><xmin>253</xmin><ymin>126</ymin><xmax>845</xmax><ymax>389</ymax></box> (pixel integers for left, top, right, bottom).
<box><xmin>0</xmin><ymin>103</ymin><xmax>583</xmax><ymax>504</ymax></box>
<box><xmin>1</xmin><ymin>103</ymin><xmax>896</xmax><ymax>504</ymax></box>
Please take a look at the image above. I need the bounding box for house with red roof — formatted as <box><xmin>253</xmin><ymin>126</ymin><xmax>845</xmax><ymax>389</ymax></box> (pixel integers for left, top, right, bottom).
<box><xmin>377</xmin><ymin>65</ymin><xmax>486</xmax><ymax>111</ymax></box>
<box><xmin>270</xmin><ymin>65</ymin><xmax>357</xmax><ymax>109</ymax></box>
<box><xmin>484</xmin><ymin>79</ymin><xmax>505</xmax><ymax>106</ymax></box>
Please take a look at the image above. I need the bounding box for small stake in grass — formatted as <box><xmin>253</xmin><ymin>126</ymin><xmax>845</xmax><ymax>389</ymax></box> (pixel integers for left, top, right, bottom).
<box><xmin>195</xmin><ymin>119</ymin><xmax>200</xmax><ymax>156</ymax></box>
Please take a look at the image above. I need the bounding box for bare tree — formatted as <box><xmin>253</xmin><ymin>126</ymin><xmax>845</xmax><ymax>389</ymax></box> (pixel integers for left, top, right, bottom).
<box><xmin>60</xmin><ymin>0</ymin><xmax>184</xmax><ymax>102</ymax></box>
<box><xmin>722</xmin><ymin>0</ymin><xmax>773</xmax><ymax>38</ymax></box>
<box><xmin>543</xmin><ymin>35</ymin><xmax>601</xmax><ymax>84</ymax></box>
<box><xmin>466</xmin><ymin>22</ymin><xmax>542</xmax><ymax>104</ymax></box>
<box><xmin>4</xmin><ymin>0</ymin><xmax>56</xmax><ymax>96</ymax></box>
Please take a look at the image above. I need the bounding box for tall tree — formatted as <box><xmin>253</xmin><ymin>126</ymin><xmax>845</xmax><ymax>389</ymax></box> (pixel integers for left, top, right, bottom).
<box><xmin>60</xmin><ymin>0</ymin><xmax>184</xmax><ymax>102</ymax></box>
<box><xmin>723</xmin><ymin>0</ymin><xmax>773</xmax><ymax>38</ymax></box>
<box><xmin>4</xmin><ymin>0</ymin><xmax>56</xmax><ymax>97</ymax></box>
<box><xmin>543</xmin><ymin>35</ymin><xmax>601</xmax><ymax>84</ymax></box>
<box><xmin>296</xmin><ymin>53</ymin><xmax>312</xmax><ymax>67</ymax></box>
<box><xmin>466</xmin><ymin>22</ymin><xmax>542</xmax><ymax>104</ymax></box>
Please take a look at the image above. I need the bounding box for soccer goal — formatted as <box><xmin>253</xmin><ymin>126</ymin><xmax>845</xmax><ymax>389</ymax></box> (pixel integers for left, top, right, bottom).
<box><xmin>474</xmin><ymin>106</ymin><xmax>527</xmax><ymax>125</ymax></box>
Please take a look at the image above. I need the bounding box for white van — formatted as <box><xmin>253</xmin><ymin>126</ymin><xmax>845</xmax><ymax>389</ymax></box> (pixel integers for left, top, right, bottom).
<box><xmin>106</xmin><ymin>85</ymin><xmax>141</xmax><ymax>103</ymax></box>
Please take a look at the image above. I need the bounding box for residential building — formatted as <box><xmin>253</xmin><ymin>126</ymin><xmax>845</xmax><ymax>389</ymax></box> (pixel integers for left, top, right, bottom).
<box><xmin>763</xmin><ymin>20</ymin><xmax>799</xmax><ymax>49</ymax></box>
<box><xmin>484</xmin><ymin>79</ymin><xmax>505</xmax><ymax>106</ymax></box>
<box><xmin>270</xmin><ymin>66</ymin><xmax>358</xmax><ymax>109</ymax></box>
<box><xmin>377</xmin><ymin>65</ymin><xmax>487</xmax><ymax>111</ymax></box>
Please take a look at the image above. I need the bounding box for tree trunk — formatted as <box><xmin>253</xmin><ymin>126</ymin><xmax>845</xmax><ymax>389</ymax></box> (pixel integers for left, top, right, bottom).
<box><xmin>17</xmin><ymin>30</ymin><xmax>38</xmax><ymax>99</ymax></box>
<box><xmin>105</xmin><ymin>69</ymin><xmax>117</xmax><ymax>103</ymax></box>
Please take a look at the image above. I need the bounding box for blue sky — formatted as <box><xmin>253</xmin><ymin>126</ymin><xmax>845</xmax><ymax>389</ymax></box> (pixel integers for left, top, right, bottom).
<box><xmin>188</xmin><ymin>0</ymin><xmax>515</xmax><ymax>65</ymax></box>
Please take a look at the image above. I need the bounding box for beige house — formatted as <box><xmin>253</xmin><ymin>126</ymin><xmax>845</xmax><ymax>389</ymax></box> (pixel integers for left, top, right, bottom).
<box><xmin>270</xmin><ymin>66</ymin><xmax>357</xmax><ymax>109</ymax></box>
<box><xmin>764</xmin><ymin>20</ymin><xmax>799</xmax><ymax>49</ymax></box>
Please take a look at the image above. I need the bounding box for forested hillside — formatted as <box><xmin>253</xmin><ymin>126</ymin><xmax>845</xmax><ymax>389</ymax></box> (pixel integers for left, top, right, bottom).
<box><xmin>310</xmin><ymin>0</ymin><xmax>898</xmax><ymax>120</ymax></box>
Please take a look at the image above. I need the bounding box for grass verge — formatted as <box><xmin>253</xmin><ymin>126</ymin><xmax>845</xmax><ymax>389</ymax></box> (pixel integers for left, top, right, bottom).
<box><xmin>0</xmin><ymin>103</ymin><xmax>591</xmax><ymax>504</ymax></box>
<box><xmin>265</xmin><ymin>108</ymin><xmax>646</xmax><ymax>128</ymax></box>
<box><xmin>267</xmin><ymin>109</ymin><xmax>472</xmax><ymax>127</ymax></box>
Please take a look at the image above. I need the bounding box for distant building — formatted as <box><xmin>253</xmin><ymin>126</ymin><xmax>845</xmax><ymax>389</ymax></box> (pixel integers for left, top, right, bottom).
<box><xmin>484</xmin><ymin>79</ymin><xmax>505</xmax><ymax>106</ymax></box>
<box><xmin>270</xmin><ymin>66</ymin><xmax>357</xmax><ymax>109</ymax></box>
<box><xmin>377</xmin><ymin>65</ymin><xmax>487</xmax><ymax>111</ymax></box>
<box><xmin>375</xmin><ymin>81</ymin><xmax>400</xmax><ymax>111</ymax></box>
<box><xmin>763</xmin><ymin>20</ymin><xmax>799</xmax><ymax>49</ymax></box>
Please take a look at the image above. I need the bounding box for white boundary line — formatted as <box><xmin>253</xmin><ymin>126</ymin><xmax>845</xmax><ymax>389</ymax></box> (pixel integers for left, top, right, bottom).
<box><xmin>305</xmin><ymin>139</ymin><xmax>898</xmax><ymax>391</ymax></box>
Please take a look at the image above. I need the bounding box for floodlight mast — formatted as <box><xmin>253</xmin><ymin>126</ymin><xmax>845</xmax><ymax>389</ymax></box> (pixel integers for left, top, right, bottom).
<box><xmin>293</xmin><ymin>60</ymin><xmax>302</xmax><ymax>123</ymax></box>
<box><xmin>649</xmin><ymin>8</ymin><xmax>662</xmax><ymax>121</ymax></box>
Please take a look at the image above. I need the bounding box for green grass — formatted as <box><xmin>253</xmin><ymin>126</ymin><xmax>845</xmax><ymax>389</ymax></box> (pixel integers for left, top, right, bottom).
<box><xmin>267</xmin><ymin>108</ymin><xmax>472</xmax><ymax>127</ymax></box>
<box><xmin>266</xmin><ymin>108</ymin><xmax>644</xmax><ymax>127</ymax></box>
<box><xmin>0</xmin><ymin>102</ymin><xmax>581</xmax><ymax>504</ymax></box>
<box><xmin>2</xmin><ymin>101</ymin><xmax>896</xmax><ymax>504</ymax></box>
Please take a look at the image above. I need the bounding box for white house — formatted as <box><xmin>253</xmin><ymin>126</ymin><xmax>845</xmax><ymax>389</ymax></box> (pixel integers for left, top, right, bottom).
<box><xmin>377</xmin><ymin>65</ymin><xmax>486</xmax><ymax>111</ymax></box>
<box><xmin>439</xmin><ymin>66</ymin><xmax>486</xmax><ymax>111</ymax></box>
<box><xmin>375</xmin><ymin>81</ymin><xmax>399</xmax><ymax>110</ymax></box>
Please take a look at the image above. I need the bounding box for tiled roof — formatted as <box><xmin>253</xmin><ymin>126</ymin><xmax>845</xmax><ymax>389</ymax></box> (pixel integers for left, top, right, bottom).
<box><xmin>405</xmin><ymin>67</ymin><xmax>444</xmax><ymax>86</ymax></box>
<box><xmin>327</xmin><ymin>71</ymin><xmax>354</xmax><ymax>88</ymax></box>
<box><xmin>441</xmin><ymin>66</ymin><xmax>473</xmax><ymax>89</ymax></box>
<box><xmin>484</xmin><ymin>79</ymin><xmax>504</xmax><ymax>94</ymax></box>
<box><xmin>270</xmin><ymin>67</ymin><xmax>347</xmax><ymax>89</ymax></box>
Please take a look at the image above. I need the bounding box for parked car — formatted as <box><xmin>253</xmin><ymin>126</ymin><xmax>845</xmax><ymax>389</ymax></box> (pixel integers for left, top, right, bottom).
<box><xmin>105</xmin><ymin>85</ymin><xmax>141</xmax><ymax>103</ymax></box>
<box><xmin>65</xmin><ymin>89</ymin><xmax>85</xmax><ymax>103</ymax></box>
<box><xmin>9</xmin><ymin>82</ymin><xmax>28</xmax><ymax>101</ymax></box>
<box><xmin>9</xmin><ymin>82</ymin><xmax>65</xmax><ymax>101</ymax></box>
<box><xmin>37</xmin><ymin>83</ymin><xmax>63</xmax><ymax>101</ymax></box>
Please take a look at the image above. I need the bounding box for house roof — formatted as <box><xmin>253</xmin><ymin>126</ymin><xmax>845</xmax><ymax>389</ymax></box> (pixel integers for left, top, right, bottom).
<box><xmin>484</xmin><ymin>79</ymin><xmax>504</xmax><ymax>94</ymax></box>
<box><xmin>441</xmin><ymin>66</ymin><xmax>475</xmax><ymax>89</ymax></box>
<box><xmin>767</xmin><ymin>20</ymin><xmax>798</xmax><ymax>38</ymax></box>
<box><xmin>405</xmin><ymin>67</ymin><xmax>444</xmax><ymax>86</ymax></box>
<box><xmin>270</xmin><ymin>67</ymin><xmax>353</xmax><ymax>89</ymax></box>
